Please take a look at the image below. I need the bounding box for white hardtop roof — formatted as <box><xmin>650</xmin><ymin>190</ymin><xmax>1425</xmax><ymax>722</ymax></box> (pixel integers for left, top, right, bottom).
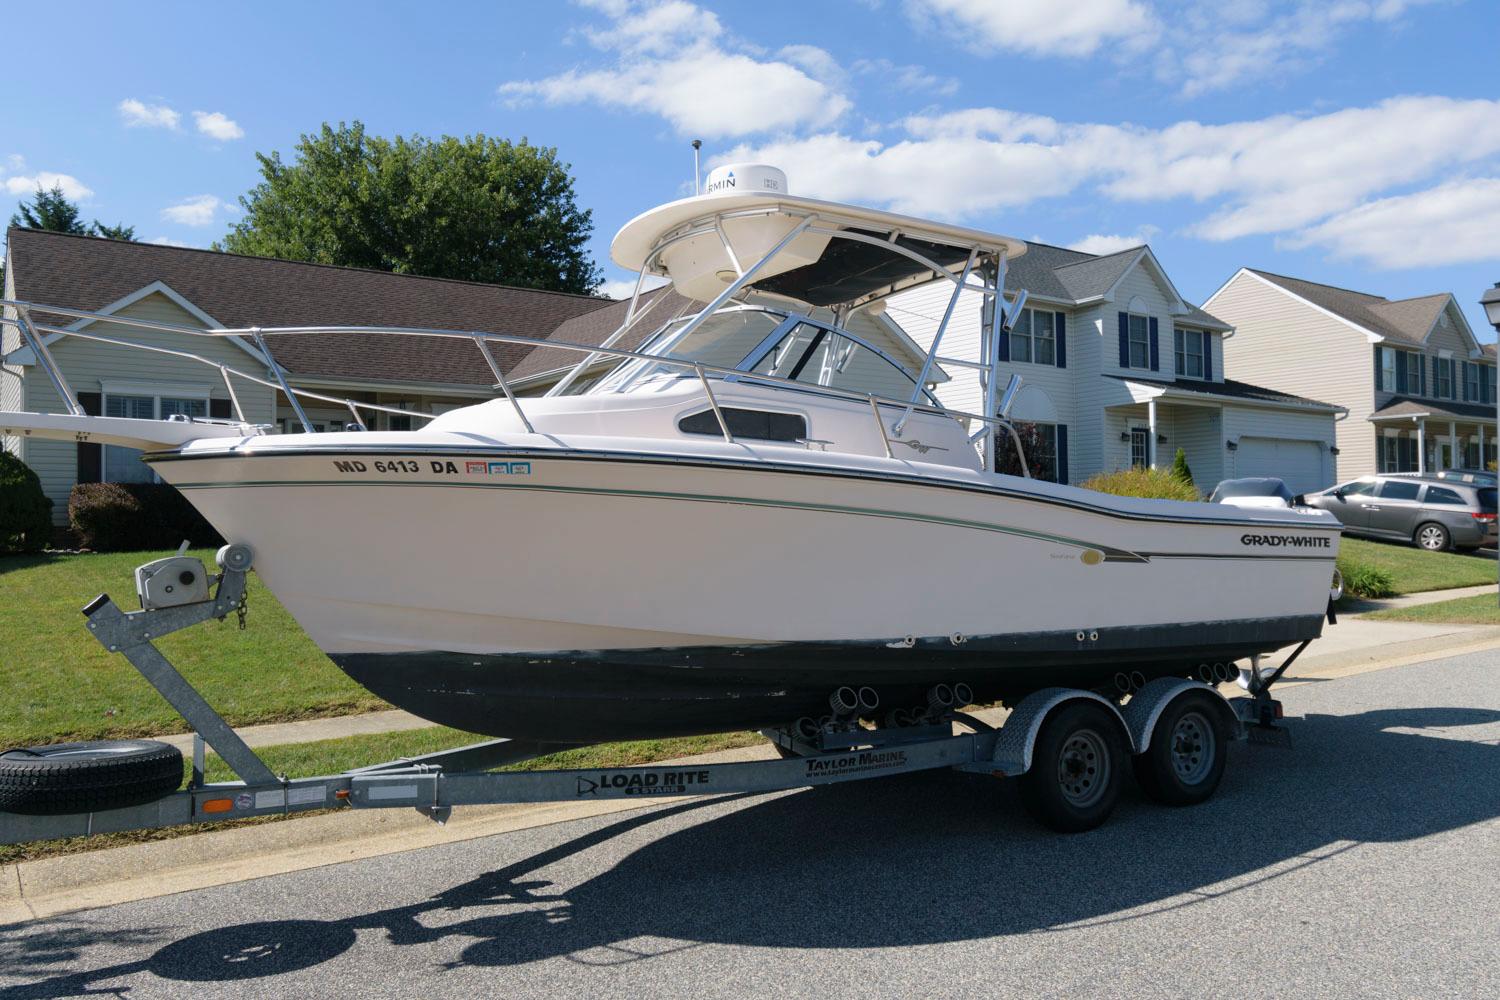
<box><xmin>610</xmin><ymin>191</ymin><xmax>1029</xmax><ymax>273</ymax></box>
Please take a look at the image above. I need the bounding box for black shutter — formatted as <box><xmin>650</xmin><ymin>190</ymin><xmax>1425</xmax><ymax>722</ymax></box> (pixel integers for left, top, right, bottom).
<box><xmin>1202</xmin><ymin>333</ymin><xmax>1213</xmax><ymax>381</ymax></box>
<box><xmin>76</xmin><ymin>392</ymin><xmax>102</xmax><ymax>484</ymax></box>
<box><xmin>1396</xmin><ymin>353</ymin><xmax>1407</xmax><ymax>394</ymax></box>
<box><xmin>1056</xmin><ymin>424</ymin><xmax>1069</xmax><ymax>485</ymax></box>
<box><xmin>1148</xmin><ymin>317</ymin><xmax>1160</xmax><ymax>372</ymax></box>
<box><xmin>209</xmin><ymin>398</ymin><xmax>232</xmax><ymax>419</ymax></box>
<box><xmin>1118</xmin><ymin>313</ymin><xmax>1129</xmax><ymax>368</ymax></box>
<box><xmin>1460</xmin><ymin>362</ymin><xmax>1469</xmax><ymax>402</ymax></box>
<box><xmin>1418</xmin><ymin>355</ymin><xmax>1426</xmax><ymax>396</ymax></box>
<box><xmin>1054</xmin><ymin>312</ymin><xmax>1066</xmax><ymax>369</ymax></box>
<box><xmin>1374</xmin><ymin>346</ymin><xmax>1382</xmax><ymax>390</ymax></box>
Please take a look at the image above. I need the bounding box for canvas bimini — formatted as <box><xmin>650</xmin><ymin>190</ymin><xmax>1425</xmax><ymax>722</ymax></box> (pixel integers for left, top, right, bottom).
<box><xmin>0</xmin><ymin>164</ymin><xmax>1342</xmax><ymax>747</ymax></box>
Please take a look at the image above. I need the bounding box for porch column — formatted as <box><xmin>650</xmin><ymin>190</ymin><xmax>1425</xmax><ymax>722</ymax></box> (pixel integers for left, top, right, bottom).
<box><xmin>1449</xmin><ymin>420</ymin><xmax>1458</xmax><ymax>470</ymax></box>
<box><xmin>1147</xmin><ymin>398</ymin><xmax>1158</xmax><ymax>469</ymax></box>
<box><xmin>1417</xmin><ymin>419</ymin><xmax>1426</xmax><ymax>474</ymax></box>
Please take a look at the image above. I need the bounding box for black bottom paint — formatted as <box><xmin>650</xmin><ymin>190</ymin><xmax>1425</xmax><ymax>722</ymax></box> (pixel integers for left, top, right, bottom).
<box><xmin>331</xmin><ymin>616</ymin><xmax>1324</xmax><ymax>742</ymax></box>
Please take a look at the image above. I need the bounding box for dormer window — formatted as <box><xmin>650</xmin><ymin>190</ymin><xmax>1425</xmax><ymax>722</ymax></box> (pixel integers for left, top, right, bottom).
<box><xmin>1173</xmin><ymin>328</ymin><xmax>1209</xmax><ymax>380</ymax></box>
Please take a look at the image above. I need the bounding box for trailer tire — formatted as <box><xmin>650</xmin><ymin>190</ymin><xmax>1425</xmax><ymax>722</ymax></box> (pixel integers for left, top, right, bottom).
<box><xmin>0</xmin><ymin>740</ymin><xmax>183</xmax><ymax>815</ymax></box>
<box><xmin>1019</xmin><ymin>701</ymin><xmax>1126</xmax><ymax>833</ymax></box>
<box><xmin>1132</xmin><ymin>691</ymin><xmax>1228</xmax><ymax>806</ymax></box>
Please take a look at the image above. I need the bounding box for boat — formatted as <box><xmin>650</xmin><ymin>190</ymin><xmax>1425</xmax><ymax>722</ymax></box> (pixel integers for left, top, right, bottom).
<box><xmin>0</xmin><ymin>164</ymin><xmax>1342</xmax><ymax>743</ymax></box>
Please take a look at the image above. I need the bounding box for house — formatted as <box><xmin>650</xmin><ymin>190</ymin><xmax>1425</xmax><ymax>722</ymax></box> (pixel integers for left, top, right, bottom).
<box><xmin>883</xmin><ymin>243</ymin><xmax>1341</xmax><ymax>493</ymax></box>
<box><xmin>1</xmin><ymin>227</ymin><xmax>616</xmax><ymax>522</ymax></box>
<box><xmin>1206</xmin><ymin>269</ymin><xmax>1497</xmax><ymax>479</ymax></box>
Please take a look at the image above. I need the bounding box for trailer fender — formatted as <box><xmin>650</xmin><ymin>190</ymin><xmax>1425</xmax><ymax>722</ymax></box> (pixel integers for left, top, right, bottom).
<box><xmin>989</xmin><ymin>687</ymin><xmax>1129</xmax><ymax>777</ymax></box>
<box><xmin>1121</xmin><ymin>678</ymin><xmax>1242</xmax><ymax>753</ymax></box>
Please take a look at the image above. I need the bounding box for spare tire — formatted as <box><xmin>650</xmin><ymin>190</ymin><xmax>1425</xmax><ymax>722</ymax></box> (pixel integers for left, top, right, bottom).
<box><xmin>0</xmin><ymin>740</ymin><xmax>183</xmax><ymax>815</ymax></box>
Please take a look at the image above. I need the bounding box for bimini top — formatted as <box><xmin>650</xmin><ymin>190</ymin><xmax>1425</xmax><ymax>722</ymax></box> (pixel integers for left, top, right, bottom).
<box><xmin>610</xmin><ymin>165</ymin><xmax>1028</xmax><ymax>307</ymax></box>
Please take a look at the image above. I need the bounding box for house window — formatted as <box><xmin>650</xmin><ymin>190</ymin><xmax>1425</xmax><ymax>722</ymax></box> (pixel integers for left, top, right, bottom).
<box><xmin>388</xmin><ymin>414</ymin><xmax>413</xmax><ymax>431</ymax></box>
<box><xmin>1379</xmin><ymin>433</ymin><xmax>1417</xmax><ymax>473</ymax></box>
<box><xmin>1127</xmin><ymin>315</ymin><xmax>1149</xmax><ymax>369</ymax></box>
<box><xmin>103</xmin><ymin>393</ymin><xmax>207</xmax><ymax>483</ymax></box>
<box><xmin>1399</xmin><ymin>352</ymin><xmax>1423</xmax><ymax>395</ymax></box>
<box><xmin>1130</xmin><ymin>427</ymin><xmax>1149</xmax><ymax>468</ymax></box>
<box><xmin>1378</xmin><ymin>347</ymin><xmax>1397</xmax><ymax>392</ymax></box>
<box><xmin>1434</xmin><ymin>358</ymin><xmax>1454</xmax><ymax>399</ymax></box>
<box><xmin>1464</xmin><ymin>362</ymin><xmax>1480</xmax><ymax>402</ymax></box>
<box><xmin>1174</xmin><ymin>328</ymin><xmax>1206</xmax><ymax>379</ymax></box>
<box><xmin>996</xmin><ymin>421</ymin><xmax>1060</xmax><ymax>483</ymax></box>
<box><xmin>1011</xmin><ymin>309</ymin><xmax>1056</xmax><ymax>366</ymax></box>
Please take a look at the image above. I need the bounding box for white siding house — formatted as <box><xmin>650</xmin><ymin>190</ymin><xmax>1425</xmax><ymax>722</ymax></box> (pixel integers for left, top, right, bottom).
<box><xmin>887</xmin><ymin>243</ymin><xmax>1341</xmax><ymax>493</ymax></box>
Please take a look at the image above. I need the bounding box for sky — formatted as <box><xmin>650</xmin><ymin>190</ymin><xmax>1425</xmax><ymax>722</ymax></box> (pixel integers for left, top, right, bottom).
<box><xmin>3</xmin><ymin>0</ymin><xmax>1497</xmax><ymax>337</ymax></box>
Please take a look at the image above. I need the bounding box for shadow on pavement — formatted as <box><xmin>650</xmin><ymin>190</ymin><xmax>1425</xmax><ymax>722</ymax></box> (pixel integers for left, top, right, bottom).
<box><xmin>3</xmin><ymin>705</ymin><xmax>1498</xmax><ymax>994</ymax></box>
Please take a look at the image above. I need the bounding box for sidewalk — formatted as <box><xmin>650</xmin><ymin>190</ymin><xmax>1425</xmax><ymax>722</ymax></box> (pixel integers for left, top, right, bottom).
<box><xmin>1340</xmin><ymin>583</ymin><xmax>1497</xmax><ymax>614</ymax></box>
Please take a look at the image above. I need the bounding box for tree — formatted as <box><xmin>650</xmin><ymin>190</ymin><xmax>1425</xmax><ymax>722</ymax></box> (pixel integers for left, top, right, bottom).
<box><xmin>1170</xmin><ymin>447</ymin><xmax>1194</xmax><ymax>486</ymax></box>
<box><xmin>217</xmin><ymin>122</ymin><xmax>602</xmax><ymax>294</ymax></box>
<box><xmin>8</xmin><ymin>184</ymin><xmax>137</xmax><ymax>240</ymax></box>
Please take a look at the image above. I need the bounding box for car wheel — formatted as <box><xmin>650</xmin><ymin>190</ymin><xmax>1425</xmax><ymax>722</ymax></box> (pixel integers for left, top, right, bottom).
<box><xmin>1415</xmin><ymin>522</ymin><xmax>1450</xmax><ymax>552</ymax></box>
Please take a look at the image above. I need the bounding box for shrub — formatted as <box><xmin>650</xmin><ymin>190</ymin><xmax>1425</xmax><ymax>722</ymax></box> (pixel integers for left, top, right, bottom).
<box><xmin>1169</xmin><ymin>447</ymin><xmax>1193</xmax><ymax>486</ymax></box>
<box><xmin>1081</xmin><ymin>466</ymin><xmax>1202</xmax><ymax>502</ymax></box>
<box><xmin>1337</xmin><ymin>556</ymin><xmax>1395</xmax><ymax>600</ymax></box>
<box><xmin>0</xmin><ymin>451</ymin><xmax>54</xmax><ymax>553</ymax></box>
<box><xmin>68</xmin><ymin>483</ymin><xmax>223</xmax><ymax>552</ymax></box>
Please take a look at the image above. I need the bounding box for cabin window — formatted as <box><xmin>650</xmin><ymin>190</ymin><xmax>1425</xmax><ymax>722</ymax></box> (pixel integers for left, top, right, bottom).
<box><xmin>678</xmin><ymin>407</ymin><xmax>808</xmax><ymax>442</ymax></box>
<box><xmin>1127</xmin><ymin>315</ymin><xmax>1150</xmax><ymax>369</ymax></box>
<box><xmin>1174</xmin><ymin>329</ymin><xmax>1206</xmax><ymax>379</ymax></box>
<box><xmin>748</xmin><ymin>321</ymin><xmax>932</xmax><ymax>404</ymax></box>
<box><xmin>1012</xmin><ymin>309</ymin><xmax>1056</xmax><ymax>366</ymax></box>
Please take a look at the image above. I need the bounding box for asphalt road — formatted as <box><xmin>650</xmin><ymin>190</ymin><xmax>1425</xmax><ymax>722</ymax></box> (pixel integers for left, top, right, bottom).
<box><xmin>2</xmin><ymin>652</ymin><xmax>1498</xmax><ymax>999</ymax></box>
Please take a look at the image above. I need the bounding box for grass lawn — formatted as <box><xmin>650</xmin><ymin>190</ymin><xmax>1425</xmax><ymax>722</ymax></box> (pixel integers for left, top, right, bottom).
<box><xmin>1364</xmin><ymin>593</ymin><xmax>1500</xmax><ymax>624</ymax></box>
<box><xmin>0</xmin><ymin>727</ymin><xmax>766</xmax><ymax>864</ymax></box>
<box><xmin>1338</xmin><ymin>537</ymin><xmax>1497</xmax><ymax>596</ymax></box>
<box><xmin>0</xmin><ymin>548</ymin><xmax>387</xmax><ymax>746</ymax></box>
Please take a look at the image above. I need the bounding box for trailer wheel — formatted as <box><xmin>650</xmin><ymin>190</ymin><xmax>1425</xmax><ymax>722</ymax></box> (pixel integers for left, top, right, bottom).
<box><xmin>0</xmin><ymin>740</ymin><xmax>183</xmax><ymax>815</ymax></box>
<box><xmin>1132</xmin><ymin>691</ymin><xmax>1228</xmax><ymax>806</ymax></box>
<box><xmin>1019</xmin><ymin>701</ymin><xmax>1126</xmax><ymax>833</ymax></box>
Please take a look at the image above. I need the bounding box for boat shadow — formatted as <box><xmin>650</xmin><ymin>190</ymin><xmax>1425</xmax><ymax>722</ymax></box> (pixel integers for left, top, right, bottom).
<box><xmin>3</xmin><ymin>705</ymin><xmax>1498</xmax><ymax>993</ymax></box>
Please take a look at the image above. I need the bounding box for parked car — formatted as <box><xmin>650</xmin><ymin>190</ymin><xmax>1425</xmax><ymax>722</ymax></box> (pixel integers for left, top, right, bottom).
<box><xmin>1434</xmin><ymin>468</ymin><xmax>1497</xmax><ymax>487</ymax></box>
<box><xmin>1209</xmin><ymin>477</ymin><xmax>1297</xmax><ymax>509</ymax></box>
<box><xmin>1302</xmin><ymin>475</ymin><xmax>1499</xmax><ymax>551</ymax></box>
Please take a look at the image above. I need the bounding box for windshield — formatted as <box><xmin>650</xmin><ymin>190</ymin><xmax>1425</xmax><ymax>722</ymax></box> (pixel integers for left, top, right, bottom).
<box><xmin>747</xmin><ymin>321</ymin><xmax>937</xmax><ymax>405</ymax></box>
<box><xmin>590</xmin><ymin>308</ymin><xmax>786</xmax><ymax>393</ymax></box>
<box><xmin>1210</xmin><ymin>478</ymin><xmax>1293</xmax><ymax>503</ymax></box>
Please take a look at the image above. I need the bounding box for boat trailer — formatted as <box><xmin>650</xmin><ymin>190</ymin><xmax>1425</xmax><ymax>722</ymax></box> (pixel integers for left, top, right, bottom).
<box><xmin>0</xmin><ymin>547</ymin><xmax>1299</xmax><ymax>843</ymax></box>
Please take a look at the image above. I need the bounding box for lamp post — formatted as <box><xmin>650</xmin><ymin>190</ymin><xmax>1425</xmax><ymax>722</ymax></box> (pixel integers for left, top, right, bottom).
<box><xmin>1480</xmin><ymin>283</ymin><xmax>1500</xmax><ymax>608</ymax></box>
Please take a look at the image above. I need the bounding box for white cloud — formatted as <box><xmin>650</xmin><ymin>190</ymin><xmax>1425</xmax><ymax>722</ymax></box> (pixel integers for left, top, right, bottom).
<box><xmin>723</xmin><ymin>97</ymin><xmax>1500</xmax><ymax>246</ymax></box>
<box><xmin>906</xmin><ymin>0</ymin><xmax>1159</xmax><ymax>58</ymax></box>
<box><xmin>500</xmin><ymin>0</ymin><xmax>851</xmax><ymax>137</ymax></box>
<box><xmin>160</xmin><ymin>194</ymin><xmax>226</xmax><ymax>226</ymax></box>
<box><xmin>3</xmin><ymin>172</ymin><xmax>94</xmax><ymax>201</ymax></box>
<box><xmin>600</xmin><ymin>273</ymin><xmax>670</xmax><ymax>299</ymax></box>
<box><xmin>1288</xmin><ymin>177</ymin><xmax>1500</xmax><ymax>269</ymax></box>
<box><xmin>851</xmin><ymin>58</ymin><xmax>959</xmax><ymax>97</ymax></box>
<box><xmin>1068</xmin><ymin>225</ymin><xmax>1160</xmax><ymax>256</ymax></box>
<box><xmin>118</xmin><ymin>98</ymin><xmax>180</xmax><ymax>130</ymax></box>
<box><xmin>5</xmin><ymin>154</ymin><xmax>25</xmax><ymax>171</ymax></box>
<box><xmin>149</xmin><ymin>236</ymin><xmax>196</xmax><ymax>248</ymax></box>
<box><xmin>192</xmin><ymin>111</ymin><xmax>244</xmax><ymax>141</ymax></box>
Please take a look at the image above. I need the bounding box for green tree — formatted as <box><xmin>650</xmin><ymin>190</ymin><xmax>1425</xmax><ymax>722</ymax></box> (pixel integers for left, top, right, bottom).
<box><xmin>1170</xmin><ymin>447</ymin><xmax>1194</xmax><ymax>486</ymax></box>
<box><xmin>217</xmin><ymin>122</ymin><xmax>601</xmax><ymax>294</ymax></box>
<box><xmin>8</xmin><ymin>184</ymin><xmax>137</xmax><ymax>240</ymax></box>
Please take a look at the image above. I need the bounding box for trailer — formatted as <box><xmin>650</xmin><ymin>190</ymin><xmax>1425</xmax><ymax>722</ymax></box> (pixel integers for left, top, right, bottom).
<box><xmin>0</xmin><ymin>546</ymin><xmax>1303</xmax><ymax>845</ymax></box>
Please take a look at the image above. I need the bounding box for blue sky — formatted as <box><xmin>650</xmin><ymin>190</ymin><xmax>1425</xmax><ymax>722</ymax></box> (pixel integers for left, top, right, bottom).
<box><xmin>4</xmin><ymin>0</ymin><xmax>1497</xmax><ymax>337</ymax></box>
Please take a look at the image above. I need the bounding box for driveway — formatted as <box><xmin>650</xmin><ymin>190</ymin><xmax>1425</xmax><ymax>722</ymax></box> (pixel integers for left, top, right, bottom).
<box><xmin>2</xmin><ymin>651</ymin><xmax>1498</xmax><ymax>999</ymax></box>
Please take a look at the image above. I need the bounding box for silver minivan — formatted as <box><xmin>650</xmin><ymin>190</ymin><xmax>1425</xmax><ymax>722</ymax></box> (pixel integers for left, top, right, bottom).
<box><xmin>1304</xmin><ymin>475</ymin><xmax>1499</xmax><ymax>551</ymax></box>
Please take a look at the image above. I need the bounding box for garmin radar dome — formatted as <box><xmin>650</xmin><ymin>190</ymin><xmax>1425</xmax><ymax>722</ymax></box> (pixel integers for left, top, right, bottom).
<box><xmin>704</xmin><ymin>163</ymin><xmax>786</xmax><ymax>197</ymax></box>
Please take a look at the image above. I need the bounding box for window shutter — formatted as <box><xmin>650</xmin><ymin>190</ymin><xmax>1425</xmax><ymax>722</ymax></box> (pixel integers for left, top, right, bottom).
<box><xmin>76</xmin><ymin>392</ymin><xmax>102</xmax><ymax>484</ymax></box>
<box><xmin>209</xmin><ymin>398</ymin><xmax>232</xmax><ymax>419</ymax></box>
<box><xmin>1460</xmin><ymin>362</ymin><xmax>1469</xmax><ymax>401</ymax></box>
<box><xmin>1418</xmin><ymin>355</ymin><xmax>1426</xmax><ymax>396</ymax></box>
<box><xmin>1148</xmin><ymin>317</ymin><xmax>1160</xmax><ymax>372</ymax></box>
<box><xmin>1056</xmin><ymin>425</ymin><xmax>1069</xmax><ymax>485</ymax></box>
<box><xmin>1374</xmin><ymin>346</ymin><xmax>1382</xmax><ymax>389</ymax></box>
<box><xmin>1054</xmin><ymin>312</ymin><xmax>1066</xmax><ymax>369</ymax></box>
<box><xmin>1203</xmin><ymin>333</ymin><xmax>1214</xmax><ymax>381</ymax></box>
<box><xmin>1117</xmin><ymin>313</ymin><xmax>1129</xmax><ymax>368</ymax></box>
<box><xmin>1396</xmin><ymin>354</ymin><xmax>1407</xmax><ymax>394</ymax></box>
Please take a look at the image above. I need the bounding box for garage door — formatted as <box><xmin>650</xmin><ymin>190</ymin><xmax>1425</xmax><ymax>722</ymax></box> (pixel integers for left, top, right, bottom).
<box><xmin>1236</xmin><ymin>437</ymin><xmax>1326</xmax><ymax>495</ymax></box>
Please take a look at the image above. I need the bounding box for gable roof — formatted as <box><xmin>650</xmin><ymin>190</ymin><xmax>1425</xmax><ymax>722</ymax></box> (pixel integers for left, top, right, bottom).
<box><xmin>1002</xmin><ymin>241</ymin><xmax>1229</xmax><ymax>329</ymax></box>
<box><xmin>1240</xmin><ymin>269</ymin><xmax>1473</xmax><ymax>350</ymax></box>
<box><xmin>5</xmin><ymin>227</ymin><xmax>614</xmax><ymax>387</ymax></box>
